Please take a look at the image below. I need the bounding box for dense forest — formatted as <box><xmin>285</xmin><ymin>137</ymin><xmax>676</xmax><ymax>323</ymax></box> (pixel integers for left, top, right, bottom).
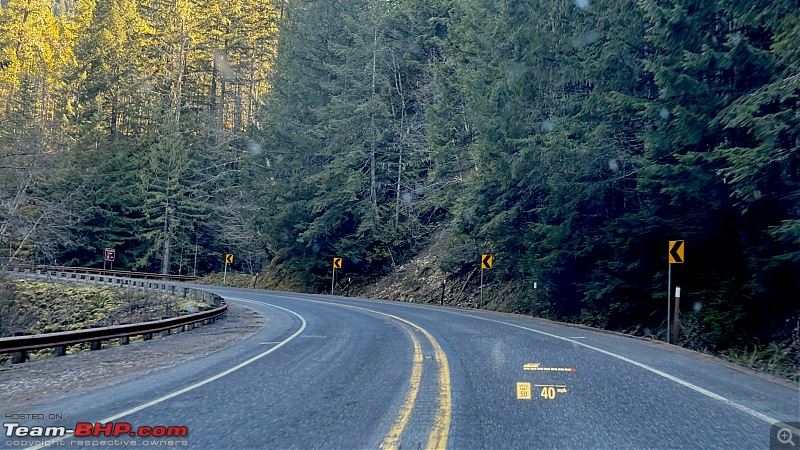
<box><xmin>1</xmin><ymin>0</ymin><xmax>798</xmax><ymax>371</ymax></box>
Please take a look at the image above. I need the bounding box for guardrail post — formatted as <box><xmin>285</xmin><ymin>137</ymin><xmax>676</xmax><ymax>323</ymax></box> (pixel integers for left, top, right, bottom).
<box><xmin>11</xmin><ymin>351</ymin><xmax>27</xmax><ymax>364</ymax></box>
<box><xmin>143</xmin><ymin>333</ymin><xmax>153</xmax><ymax>341</ymax></box>
<box><xmin>119</xmin><ymin>337</ymin><xmax>129</xmax><ymax>345</ymax></box>
<box><xmin>90</xmin><ymin>340</ymin><xmax>102</xmax><ymax>351</ymax></box>
<box><xmin>161</xmin><ymin>329</ymin><xmax>170</xmax><ymax>337</ymax></box>
<box><xmin>53</xmin><ymin>345</ymin><xmax>67</xmax><ymax>357</ymax></box>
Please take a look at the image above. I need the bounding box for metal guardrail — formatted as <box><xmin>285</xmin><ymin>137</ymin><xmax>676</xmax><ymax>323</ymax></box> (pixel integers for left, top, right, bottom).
<box><xmin>8</xmin><ymin>264</ymin><xmax>199</xmax><ymax>282</ymax></box>
<box><xmin>0</xmin><ymin>306</ymin><xmax>226</xmax><ymax>354</ymax></box>
<box><xmin>0</xmin><ymin>267</ymin><xmax>226</xmax><ymax>364</ymax></box>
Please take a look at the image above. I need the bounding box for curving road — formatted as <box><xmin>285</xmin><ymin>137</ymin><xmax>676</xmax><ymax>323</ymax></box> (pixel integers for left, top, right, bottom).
<box><xmin>2</xmin><ymin>287</ymin><xmax>798</xmax><ymax>449</ymax></box>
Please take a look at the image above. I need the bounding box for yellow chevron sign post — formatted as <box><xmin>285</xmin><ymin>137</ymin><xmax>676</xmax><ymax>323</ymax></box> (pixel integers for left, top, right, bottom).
<box><xmin>223</xmin><ymin>253</ymin><xmax>233</xmax><ymax>284</ymax></box>
<box><xmin>668</xmin><ymin>241</ymin><xmax>684</xmax><ymax>264</ymax></box>
<box><xmin>666</xmin><ymin>240</ymin><xmax>684</xmax><ymax>344</ymax></box>
<box><xmin>480</xmin><ymin>254</ymin><xmax>492</xmax><ymax>306</ymax></box>
<box><xmin>332</xmin><ymin>257</ymin><xmax>342</xmax><ymax>294</ymax></box>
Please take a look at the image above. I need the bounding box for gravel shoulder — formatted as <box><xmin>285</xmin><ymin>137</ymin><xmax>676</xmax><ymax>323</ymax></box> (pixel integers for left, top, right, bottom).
<box><xmin>0</xmin><ymin>301</ymin><xmax>264</xmax><ymax>413</ymax></box>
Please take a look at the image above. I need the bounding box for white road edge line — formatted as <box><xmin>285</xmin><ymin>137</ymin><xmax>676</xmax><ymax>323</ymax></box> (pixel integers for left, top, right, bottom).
<box><xmin>433</xmin><ymin>308</ymin><xmax>793</xmax><ymax>430</ymax></box>
<box><xmin>26</xmin><ymin>299</ymin><xmax>306</xmax><ymax>450</ymax></box>
<box><xmin>177</xmin><ymin>290</ymin><xmax>798</xmax><ymax>432</ymax></box>
<box><xmin>305</xmin><ymin>296</ymin><xmax>795</xmax><ymax>431</ymax></box>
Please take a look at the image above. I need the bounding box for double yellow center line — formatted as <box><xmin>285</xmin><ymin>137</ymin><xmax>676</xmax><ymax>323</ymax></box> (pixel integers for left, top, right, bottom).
<box><xmin>377</xmin><ymin>312</ymin><xmax>451</xmax><ymax>450</ymax></box>
<box><xmin>308</xmin><ymin>300</ymin><xmax>451</xmax><ymax>450</ymax></box>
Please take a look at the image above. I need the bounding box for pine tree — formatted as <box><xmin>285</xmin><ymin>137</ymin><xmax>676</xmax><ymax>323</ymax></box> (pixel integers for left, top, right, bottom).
<box><xmin>0</xmin><ymin>0</ymin><xmax>74</xmax><ymax>267</ymax></box>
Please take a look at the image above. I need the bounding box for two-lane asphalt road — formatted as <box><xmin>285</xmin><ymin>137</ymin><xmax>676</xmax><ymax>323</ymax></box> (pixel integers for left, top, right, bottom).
<box><xmin>3</xmin><ymin>286</ymin><xmax>798</xmax><ymax>449</ymax></box>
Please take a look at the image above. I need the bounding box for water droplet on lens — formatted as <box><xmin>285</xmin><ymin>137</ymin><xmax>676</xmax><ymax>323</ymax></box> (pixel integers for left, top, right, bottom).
<box><xmin>248</xmin><ymin>140</ymin><xmax>263</xmax><ymax>155</ymax></box>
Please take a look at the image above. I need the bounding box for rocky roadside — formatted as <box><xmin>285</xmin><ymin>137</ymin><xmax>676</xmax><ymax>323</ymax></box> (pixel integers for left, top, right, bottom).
<box><xmin>0</xmin><ymin>301</ymin><xmax>264</xmax><ymax>413</ymax></box>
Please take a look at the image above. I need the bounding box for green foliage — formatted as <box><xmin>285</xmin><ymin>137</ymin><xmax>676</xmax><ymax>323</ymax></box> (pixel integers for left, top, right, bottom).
<box><xmin>251</xmin><ymin>0</ymin><xmax>445</xmax><ymax>289</ymax></box>
<box><xmin>0</xmin><ymin>0</ymin><xmax>796</xmax><ymax>377</ymax></box>
<box><xmin>418</xmin><ymin>0</ymin><xmax>798</xmax><ymax>360</ymax></box>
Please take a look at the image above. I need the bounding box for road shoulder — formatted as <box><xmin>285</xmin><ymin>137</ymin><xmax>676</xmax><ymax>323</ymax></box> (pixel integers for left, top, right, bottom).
<box><xmin>0</xmin><ymin>302</ymin><xmax>264</xmax><ymax>412</ymax></box>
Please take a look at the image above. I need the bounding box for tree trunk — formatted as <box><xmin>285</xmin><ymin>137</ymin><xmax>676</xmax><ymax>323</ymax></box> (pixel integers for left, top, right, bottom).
<box><xmin>161</xmin><ymin>201</ymin><xmax>171</xmax><ymax>274</ymax></box>
<box><xmin>395</xmin><ymin>146</ymin><xmax>402</xmax><ymax>227</ymax></box>
<box><xmin>369</xmin><ymin>25</ymin><xmax>379</xmax><ymax>228</ymax></box>
<box><xmin>392</xmin><ymin>50</ymin><xmax>406</xmax><ymax>228</ymax></box>
<box><xmin>172</xmin><ymin>17</ymin><xmax>187</xmax><ymax>129</ymax></box>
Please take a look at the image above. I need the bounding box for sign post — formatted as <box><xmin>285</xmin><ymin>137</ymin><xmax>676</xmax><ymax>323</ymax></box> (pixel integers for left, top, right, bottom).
<box><xmin>673</xmin><ymin>286</ymin><xmax>681</xmax><ymax>345</ymax></box>
<box><xmin>224</xmin><ymin>253</ymin><xmax>233</xmax><ymax>284</ymax></box>
<box><xmin>103</xmin><ymin>248</ymin><xmax>115</xmax><ymax>271</ymax></box>
<box><xmin>667</xmin><ymin>240</ymin><xmax>684</xmax><ymax>343</ymax></box>
<box><xmin>480</xmin><ymin>254</ymin><xmax>493</xmax><ymax>307</ymax></box>
<box><xmin>332</xmin><ymin>257</ymin><xmax>342</xmax><ymax>295</ymax></box>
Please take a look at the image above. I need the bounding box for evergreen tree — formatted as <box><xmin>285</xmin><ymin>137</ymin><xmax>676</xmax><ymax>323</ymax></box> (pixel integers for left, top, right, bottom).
<box><xmin>0</xmin><ymin>0</ymin><xmax>74</xmax><ymax>266</ymax></box>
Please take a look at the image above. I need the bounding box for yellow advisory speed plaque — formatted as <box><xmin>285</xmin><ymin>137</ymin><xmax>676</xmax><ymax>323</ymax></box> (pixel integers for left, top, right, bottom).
<box><xmin>516</xmin><ymin>382</ymin><xmax>531</xmax><ymax>400</ymax></box>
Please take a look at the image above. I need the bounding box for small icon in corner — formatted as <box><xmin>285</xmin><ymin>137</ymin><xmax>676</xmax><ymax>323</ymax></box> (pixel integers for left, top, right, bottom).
<box><xmin>779</xmin><ymin>428</ymin><xmax>795</xmax><ymax>446</ymax></box>
<box><xmin>772</xmin><ymin>422</ymin><xmax>799</xmax><ymax>449</ymax></box>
